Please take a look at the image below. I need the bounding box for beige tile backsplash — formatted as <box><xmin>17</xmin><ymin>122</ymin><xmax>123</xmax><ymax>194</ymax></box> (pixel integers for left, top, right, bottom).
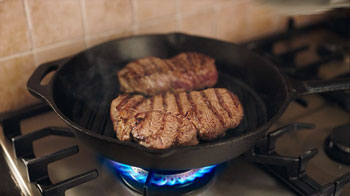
<box><xmin>179</xmin><ymin>0</ymin><xmax>217</xmax><ymax>14</ymax></box>
<box><xmin>84</xmin><ymin>0</ymin><xmax>133</xmax><ymax>35</ymax></box>
<box><xmin>0</xmin><ymin>55</ymin><xmax>38</xmax><ymax>112</ymax></box>
<box><xmin>0</xmin><ymin>0</ymin><xmax>31</xmax><ymax>58</ymax></box>
<box><xmin>181</xmin><ymin>8</ymin><xmax>216</xmax><ymax>37</ymax></box>
<box><xmin>136</xmin><ymin>0</ymin><xmax>176</xmax><ymax>23</ymax></box>
<box><xmin>36</xmin><ymin>39</ymin><xmax>85</xmax><ymax>65</ymax></box>
<box><xmin>87</xmin><ymin>30</ymin><xmax>132</xmax><ymax>48</ymax></box>
<box><xmin>216</xmin><ymin>1</ymin><xmax>249</xmax><ymax>42</ymax></box>
<box><xmin>248</xmin><ymin>1</ymin><xmax>284</xmax><ymax>38</ymax></box>
<box><xmin>28</xmin><ymin>0</ymin><xmax>84</xmax><ymax>47</ymax></box>
<box><xmin>0</xmin><ymin>0</ymin><xmax>325</xmax><ymax>113</ymax></box>
<box><xmin>138</xmin><ymin>16</ymin><xmax>177</xmax><ymax>34</ymax></box>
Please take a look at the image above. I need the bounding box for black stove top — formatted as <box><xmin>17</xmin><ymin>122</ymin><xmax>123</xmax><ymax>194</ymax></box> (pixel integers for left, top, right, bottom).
<box><xmin>1</xmin><ymin>102</ymin><xmax>349</xmax><ymax>196</ymax></box>
<box><xmin>325</xmin><ymin>124</ymin><xmax>350</xmax><ymax>165</ymax></box>
<box><xmin>240</xmin><ymin>16</ymin><xmax>350</xmax><ymax>112</ymax></box>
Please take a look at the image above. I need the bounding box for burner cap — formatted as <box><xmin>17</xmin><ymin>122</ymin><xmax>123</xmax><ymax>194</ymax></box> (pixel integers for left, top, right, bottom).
<box><xmin>106</xmin><ymin>160</ymin><xmax>217</xmax><ymax>195</ymax></box>
<box><xmin>325</xmin><ymin>124</ymin><xmax>350</xmax><ymax>165</ymax></box>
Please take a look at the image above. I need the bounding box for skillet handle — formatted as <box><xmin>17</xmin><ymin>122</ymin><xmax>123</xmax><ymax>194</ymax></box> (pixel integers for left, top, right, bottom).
<box><xmin>27</xmin><ymin>58</ymin><xmax>68</xmax><ymax>102</ymax></box>
<box><xmin>290</xmin><ymin>78</ymin><xmax>350</xmax><ymax>97</ymax></box>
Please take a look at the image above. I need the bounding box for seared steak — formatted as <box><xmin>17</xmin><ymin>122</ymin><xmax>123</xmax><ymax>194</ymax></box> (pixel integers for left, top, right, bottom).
<box><xmin>110</xmin><ymin>88</ymin><xmax>244</xmax><ymax>149</ymax></box>
<box><xmin>117</xmin><ymin>52</ymin><xmax>218</xmax><ymax>95</ymax></box>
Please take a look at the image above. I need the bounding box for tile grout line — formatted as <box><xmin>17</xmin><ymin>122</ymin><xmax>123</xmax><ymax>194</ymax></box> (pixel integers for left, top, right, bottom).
<box><xmin>212</xmin><ymin>3</ymin><xmax>221</xmax><ymax>38</ymax></box>
<box><xmin>176</xmin><ymin>0</ymin><xmax>182</xmax><ymax>31</ymax></box>
<box><xmin>22</xmin><ymin>0</ymin><xmax>38</xmax><ymax>65</ymax></box>
<box><xmin>86</xmin><ymin>29</ymin><xmax>128</xmax><ymax>41</ymax></box>
<box><xmin>0</xmin><ymin>51</ymin><xmax>33</xmax><ymax>63</ymax></box>
<box><xmin>136</xmin><ymin>13</ymin><xmax>179</xmax><ymax>30</ymax></box>
<box><xmin>180</xmin><ymin>5</ymin><xmax>218</xmax><ymax>18</ymax></box>
<box><xmin>35</xmin><ymin>38</ymin><xmax>84</xmax><ymax>53</ymax></box>
<box><xmin>79</xmin><ymin>0</ymin><xmax>89</xmax><ymax>48</ymax></box>
<box><xmin>0</xmin><ymin>38</ymin><xmax>83</xmax><ymax>63</ymax></box>
<box><xmin>131</xmin><ymin>0</ymin><xmax>139</xmax><ymax>34</ymax></box>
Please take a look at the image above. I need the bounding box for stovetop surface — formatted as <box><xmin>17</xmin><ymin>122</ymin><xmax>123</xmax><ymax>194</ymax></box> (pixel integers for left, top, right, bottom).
<box><xmin>1</xmin><ymin>93</ymin><xmax>349</xmax><ymax>196</ymax></box>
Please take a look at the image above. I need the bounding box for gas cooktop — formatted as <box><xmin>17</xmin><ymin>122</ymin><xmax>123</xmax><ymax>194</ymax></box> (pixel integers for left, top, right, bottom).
<box><xmin>0</xmin><ymin>95</ymin><xmax>348</xmax><ymax>196</ymax></box>
<box><xmin>1</xmin><ymin>16</ymin><xmax>349</xmax><ymax>196</ymax></box>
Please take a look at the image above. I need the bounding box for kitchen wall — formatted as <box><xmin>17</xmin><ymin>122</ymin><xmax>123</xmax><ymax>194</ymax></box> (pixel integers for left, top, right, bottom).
<box><xmin>0</xmin><ymin>0</ymin><xmax>325</xmax><ymax>113</ymax></box>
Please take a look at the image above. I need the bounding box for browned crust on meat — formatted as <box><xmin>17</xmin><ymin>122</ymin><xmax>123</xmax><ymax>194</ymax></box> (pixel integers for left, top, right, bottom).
<box><xmin>164</xmin><ymin>60</ymin><xmax>174</xmax><ymax>71</ymax></box>
<box><xmin>200</xmin><ymin>91</ymin><xmax>225</xmax><ymax>128</ymax></box>
<box><xmin>229</xmin><ymin>91</ymin><xmax>241</xmax><ymax>109</ymax></box>
<box><xmin>159</xmin><ymin>93</ymin><xmax>167</xmax><ymax>134</ymax></box>
<box><xmin>117</xmin><ymin>52</ymin><xmax>218</xmax><ymax>95</ymax></box>
<box><xmin>116</xmin><ymin>94</ymin><xmax>132</xmax><ymax>110</ymax></box>
<box><xmin>174</xmin><ymin>93</ymin><xmax>183</xmax><ymax>116</ymax></box>
<box><xmin>142</xmin><ymin>97</ymin><xmax>154</xmax><ymax>128</ymax></box>
<box><xmin>131</xmin><ymin>97</ymin><xmax>146</xmax><ymax>111</ymax></box>
<box><xmin>186</xmin><ymin>92</ymin><xmax>202</xmax><ymax>125</ymax></box>
<box><xmin>214</xmin><ymin>88</ymin><xmax>232</xmax><ymax>118</ymax></box>
<box><xmin>111</xmin><ymin>88</ymin><xmax>243</xmax><ymax>149</ymax></box>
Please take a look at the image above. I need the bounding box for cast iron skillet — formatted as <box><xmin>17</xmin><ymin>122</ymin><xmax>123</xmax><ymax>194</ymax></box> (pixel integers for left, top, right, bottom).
<box><xmin>27</xmin><ymin>33</ymin><xmax>350</xmax><ymax>170</ymax></box>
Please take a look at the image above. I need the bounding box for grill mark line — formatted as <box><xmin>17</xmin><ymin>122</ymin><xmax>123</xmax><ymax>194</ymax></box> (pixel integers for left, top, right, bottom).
<box><xmin>159</xmin><ymin>93</ymin><xmax>167</xmax><ymax>134</ymax></box>
<box><xmin>149</xmin><ymin>58</ymin><xmax>163</xmax><ymax>73</ymax></box>
<box><xmin>192</xmin><ymin>53</ymin><xmax>202</xmax><ymax>71</ymax></box>
<box><xmin>177</xmin><ymin>54</ymin><xmax>197</xmax><ymax>88</ymax></box>
<box><xmin>126</xmin><ymin>66</ymin><xmax>140</xmax><ymax>78</ymax></box>
<box><xmin>198</xmin><ymin>53</ymin><xmax>205</xmax><ymax>65</ymax></box>
<box><xmin>174</xmin><ymin>93</ymin><xmax>183</xmax><ymax>116</ymax></box>
<box><xmin>119</xmin><ymin>71</ymin><xmax>133</xmax><ymax>91</ymax></box>
<box><xmin>164</xmin><ymin>60</ymin><xmax>174</xmax><ymax>71</ymax></box>
<box><xmin>228</xmin><ymin>91</ymin><xmax>240</xmax><ymax>108</ymax></box>
<box><xmin>135</xmin><ymin>61</ymin><xmax>150</xmax><ymax>76</ymax></box>
<box><xmin>186</xmin><ymin>53</ymin><xmax>195</xmax><ymax>67</ymax></box>
<box><xmin>215</xmin><ymin>89</ymin><xmax>233</xmax><ymax>118</ymax></box>
<box><xmin>145</xmin><ymin>58</ymin><xmax>157</xmax><ymax>75</ymax></box>
<box><xmin>122</xmin><ymin>96</ymin><xmax>141</xmax><ymax>111</ymax></box>
<box><xmin>193</xmin><ymin>53</ymin><xmax>200</xmax><ymax>65</ymax></box>
<box><xmin>162</xmin><ymin>93</ymin><xmax>168</xmax><ymax>111</ymax></box>
<box><xmin>138</xmin><ymin>97</ymin><xmax>154</xmax><ymax>130</ymax></box>
<box><xmin>173</xmin><ymin>93</ymin><xmax>184</xmax><ymax>144</ymax></box>
<box><xmin>193</xmin><ymin>53</ymin><xmax>202</xmax><ymax>69</ymax></box>
<box><xmin>200</xmin><ymin>91</ymin><xmax>225</xmax><ymax>128</ymax></box>
<box><xmin>192</xmin><ymin>53</ymin><xmax>208</xmax><ymax>85</ymax></box>
<box><xmin>187</xmin><ymin>92</ymin><xmax>203</xmax><ymax>127</ymax></box>
<box><xmin>125</xmin><ymin>66</ymin><xmax>142</xmax><ymax>89</ymax></box>
<box><xmin>171</xmin><ymin>55</ymin><xmax>186</xmax><ymax>72</ymax></box>
<box><xmin>116</xmin><ymin>95</ymin><xmax>132</xmax><ymax>110</ymax></box>
<box><xmin>186</xmin><ymin>53</ymin><xmax>198</xmax><ymax>85</ymax></box>
<box><xmin>173</xmin><ymin>93</ymin><xmax>183</xmax><ymax>142</ymax></box>
<box><xmin>131</xmin><ymin>97</ymin><xmax>146</xmax><ymax>110</ymax></box>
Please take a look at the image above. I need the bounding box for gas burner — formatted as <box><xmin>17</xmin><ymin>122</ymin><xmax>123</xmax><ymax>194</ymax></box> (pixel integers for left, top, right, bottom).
<box><xmin>324</xmin><ymin>124</ymin><xmax>350</xmax><ymax>165</ymax></box>
<box><xmin>107</xmin><ymin>160</ymin><xmax>216</xmax><ymax>195</ymax></box>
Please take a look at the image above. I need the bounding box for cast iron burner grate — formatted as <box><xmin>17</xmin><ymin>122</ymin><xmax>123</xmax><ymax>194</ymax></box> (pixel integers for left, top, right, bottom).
<box><xmin>241</xmin><ymin>16</ymin><xmax>350</xmax><ymax>111</ymax></box>
<box><xmin>103</xmin><ymin>159</ymin><xmax>216</xmax><ymax>196</ymax></box>
<box><xmin>0</xmin><ymin>103</ymin><xmax>98</xmax><ymax>196</ymax></box>
<box><xmin>1</xmin><ymin>103</ymin><xmax>349</xmax><ymax>195</ymax></box>
<box><xmin>245</xmin><ymin>123</ymin><xmax>350</xmax><ymax>196</ymax></box>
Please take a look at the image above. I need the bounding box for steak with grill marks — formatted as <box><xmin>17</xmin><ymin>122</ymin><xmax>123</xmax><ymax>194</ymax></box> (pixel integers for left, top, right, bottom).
<box><xmin>110</xmin><ymin>88</ymin><xmax>244</xmax><ymax>149</ymax></box>
<box><xmin>117</xmin><ymin>52</ymin><xmax>218</xmax><ymax>95</ymax></box>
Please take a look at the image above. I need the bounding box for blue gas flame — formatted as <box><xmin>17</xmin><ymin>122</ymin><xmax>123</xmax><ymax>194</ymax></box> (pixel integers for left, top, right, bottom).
<box><xmin>109</xmin><ymin>161</ymin><xmax>216</xmax><ymax>186</ymax></box>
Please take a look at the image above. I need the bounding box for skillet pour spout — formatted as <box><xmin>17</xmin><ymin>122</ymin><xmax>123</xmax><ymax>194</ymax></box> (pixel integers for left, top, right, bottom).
<box><xmin>27</xmin><ymin>33</ymin><xmax>350</xmax><ymax>170</ymax></box>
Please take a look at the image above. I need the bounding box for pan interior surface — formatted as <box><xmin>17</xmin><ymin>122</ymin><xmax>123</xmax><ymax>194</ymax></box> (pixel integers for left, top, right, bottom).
<box><xmin>52</xmin><ymin>34</ymin><xmax>288</xmax><ymax>148</ymax></box>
